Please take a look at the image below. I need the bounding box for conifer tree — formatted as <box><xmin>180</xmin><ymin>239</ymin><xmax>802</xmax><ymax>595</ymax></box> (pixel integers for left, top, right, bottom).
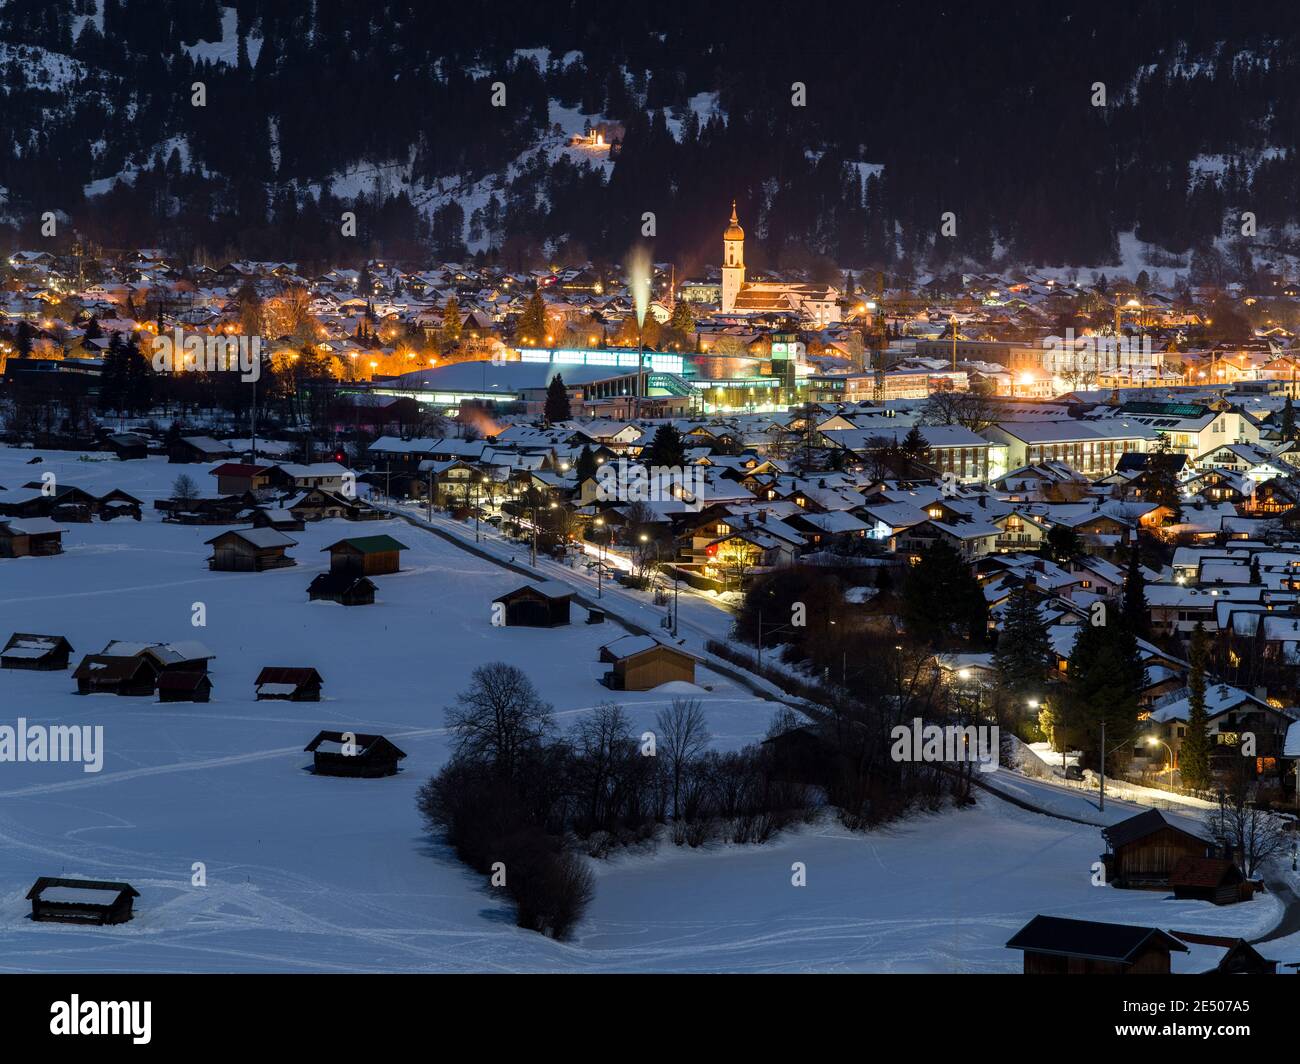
<box><xmin>1122</xmin><ymin>544</ymin><xmax>1150</xmax><ymax>638</ymax></box>
<box><xmin>544</xmin><ymin>374</ymin><xmax>570</xmax><ymax>424</ymax></box>
<box><xmin>1181</xmin><ymin>622</ymin><xmax>1213</xmax><ymax>791</ymax></box>
<box><xmin>644</xmin><ymin>423</ymin><xmax>686</xmax><ymax>469</ymax></box>
<box><xmin>442</xmin><ymin>294</ymin><xmax>461</xmax><ymax>343</ymax></box>
<box><xmin>575</xmin><ymin>444</ymin><xmax>598</xmax><ymax>482</ymax></box>
<box><xmin>517</xmin><ymin>289</ymin><xmax>547</xmax><ymax>344</ymax></box>
<box><xmin>1061</xmin><ymin>604</ymin><xmax>1146</xmax><ymax>773</ymax></box>
<box><xmin>994</xmin><ymin>582</ymin><xmax>1054</xmax><ymax>700</ymax></box>
<box><xmin>901</xmin><ymin>539</ymin><xmax>987</xmax><ymax>648</ymax></box>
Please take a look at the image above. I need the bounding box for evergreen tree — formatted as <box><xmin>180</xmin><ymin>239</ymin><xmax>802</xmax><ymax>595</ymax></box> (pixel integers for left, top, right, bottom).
<box><xmin>1043</xmin><ymin>523</ymin><xmax>1082</xmax><ymax>562</ymax></box>
<box><xmin>575</xmin><ymin>444</ymin><xmax>598</xmax><ymax>482</ymax></box>
<box><xmin>517</xmin><ymin>289</ymin><xmax>548</xmax><ymax>344</ymax></box>
<box><xmin>901</xmin><ymin>539</ymin><xmax>987</xmax><ymax>648</ymax></box>
<box><xmin>899</xmin><ymin>425</ymin><xmax>929</xmax><ymax>464</ymax></box>
<box><xmin>1145</xmin><ymin>450</ymin><xmax>1183</xmax><ymax>521</ymax></box>
<box><xmin>1122</xmin><ymin>544</ymin><xmax>1150</xmax><ymax>638</ymax></box>
<box><xmin>668</xmin><ymin>299</ymin><xmax>694</xmax><ymax>333</ymax></box>
<box><xmin>1282</xmin><ymin>396</ymin><xmax>1296</xmax><ymax>442</ymax></box>
<box><xmin>442</xmin><ymin>294</ymin><xmax>462</xmax><ymax>343</ymax></box>
<box><xmin>1181</xmin><ymin>622</ymin><xmax>1213</xmax><ymax>791</ymax></box>
<box><xmin>994</xmin><ymin>583</ymin><xmax>1054</xmax><ymax>700</ymax></box>
<box><xmin>1061</xmin><ymin>606</ymin><xmax>1146</xmax><ymax>773</ymax></box>
<box><xmin>543</xmin><ymin>374</ymin><xmax>571</xmax><ymax>424</ymax></box>
<box><xmin>643</xmin><ymin>423</ymin><xmax>686</xmax><ymax>469</ymax></box>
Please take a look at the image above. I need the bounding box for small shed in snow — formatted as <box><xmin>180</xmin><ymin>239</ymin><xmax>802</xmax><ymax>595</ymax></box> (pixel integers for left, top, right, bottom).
<box><xmin>1</xmin><ymin>633</ymin><xmax>73</xmax><ymax>671</ymax></box>
<box><xmin>205</xmin><ymin>527</ymin><xmax>297</xmax><ymax>571</ymax></box>
<box><xmin>1006</xmin><ymin>915</ymin><xmax>1188</xmax><ymax>975</ymax></box>
<box><xmin>157</xmin><ymin>671</ymin><xmax>212</xmax><ymax>703</ymax></box>
<box><xmin>307</xmin><ymin>571</ymin><xmax>377</xmax><ymax>606</ymax></box>
<box><xmin>494</xmin><ymin>581</ymin><xmax>573</xmax><ymax>627</ymax></box>
<box><xmin>256</xmin><ymin>667</ymin><xmax>323</xmax><ymax>701</ymax></box>
<box><xmin>27</xmin><ymin>877</ymin><xmax>139</xmax><ymax>925</ymax></box>
<box><xmin>304</xmin><ymin>730</ymin><xmax>407</xmax><ymax>777</ymax></box>
<box><xmin>322</xmin><ymin>534</ymin><xmax>408</xmax><ymax>576</ymax></box>
<box><xmin>599</xmin><ymin>635</ymin><xmax>696</xmax><ymax>691</ymax></box>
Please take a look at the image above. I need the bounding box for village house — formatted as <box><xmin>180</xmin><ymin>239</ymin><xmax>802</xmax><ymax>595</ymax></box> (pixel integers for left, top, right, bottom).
<box><xmin>1100</xmin><ymin>809</ymin><xmax>1214</xmax><ymax>890</ymax></box>
<box><xmin>209</xmin><ymin>463</ymin><xmax>275</xmax><ymax>495</ymax></box>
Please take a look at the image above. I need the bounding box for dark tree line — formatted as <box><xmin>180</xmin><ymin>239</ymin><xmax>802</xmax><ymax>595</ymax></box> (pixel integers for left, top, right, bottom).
<box><xmin>4</xmin><ymin>2</ymin><xmax>1300</xmax><ymax>269</ymax></box>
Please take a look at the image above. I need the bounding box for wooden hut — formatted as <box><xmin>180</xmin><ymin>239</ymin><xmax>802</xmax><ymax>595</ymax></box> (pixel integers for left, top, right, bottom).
<box><xmin>72</xmin><ymin>654</ymin><xmax>159</xmax><ymax>696</ymax></box>
<box><xmin>0</xmin><ymin>518</ymin><xmax>66</xmax><ymax>557</ymax></box>
<box><xmin>1</xmin><ymin>632</ymin><xmax>73</xmax><ymax>670</ymax></box>
<box><xmin>494</xmin><ymin>581</ymin><xmax>573</xmax><ymax>627</ymax></box>
<box><xmin>1006</xmin><ymin>915</ymin><xmax>1188</xmax><ymax>975</ymax></box>
<box><xmin>1101</xmin><ymin>809</ymin><xmax>1213</xmax><ymax>889</ymax></box>
<box><xmin>322</xmin><ymin>534</ymin><xmax>408</xmax><ymax>576</ymax></box>
<box><xmin>599</xmin><ymin>635</ymin><xmax>696</xmax><ymax>691</ymax></box>
<box><xmin>1171</xmin><ymin>931</ymin><xmax>1277</xmax><ymax>974</ymax></box>
<box><xmin>307</xmin><ymin>572</ymin><xmax>376</xmax><ymax>606</ymax></box>
<box><xmin>157</xmin><ymin>671</ymin><xmax>213</xmax><ymax>703</ymax></box>
<box><xmin>27</xmin><ymin>877</ymin><xmax>139</xmax><ymax>925</ymax></box>
<box><xmin>209</xmin><ymin>462</ymin><xmax>274</xmax><ymax>495</ymax></box>
<box><xmin>1170</xmin><ymin>857</ymin><xmax>1249</xmax><ymax>905</ymax></box>
<box><xmin>255</xmin><ymin>667</ymin><xmax>323</xmax><ymax>701</ymax></box>
<box><xmin>205</xmin><ymin>527</ymin><xmax>297</xmax><ymax>571</ymax></box>
<box><xmin>304</xmin><ymin>730</ymin><xmax>407</xmax><ymax>777</ymax></box>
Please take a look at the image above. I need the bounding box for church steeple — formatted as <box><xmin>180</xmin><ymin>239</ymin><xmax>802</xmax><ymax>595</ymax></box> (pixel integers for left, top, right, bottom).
<box><xmin>721</xmin><ymin>200</ymin><xmax>745</xmax><ymax>312</ymax></box>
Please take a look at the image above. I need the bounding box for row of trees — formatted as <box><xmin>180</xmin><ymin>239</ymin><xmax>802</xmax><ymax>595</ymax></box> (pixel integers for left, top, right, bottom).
<box><xmin>416</xmin><ymin>662</ymin><xmax>813</xmax><ymax>939</ymax></box>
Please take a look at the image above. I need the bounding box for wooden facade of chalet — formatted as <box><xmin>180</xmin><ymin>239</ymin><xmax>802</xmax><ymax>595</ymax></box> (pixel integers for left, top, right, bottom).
<box><xmin>1</xmin><ymin>632</ymin><xmax>73</xmax><ymax>670</ymax></box>
<box><xmin>494</xmin><ymin>582</ymin><xmax>573</xmax><ymax>627</ymax></box>
<box><xmin>205</xmin><ymin>528</ymin><xmax>297</xmax><ymax>572</ymax></box>
<box><xmin>255</xmin><ymin>667</ymin><xmax>323</xmax><ymax>701</ymax></box>
<box><xmin>599</xmin><ymin>636</ymin><xmax>696</xmax><ymax>691</ymax></box>
<box><xmin>1006</xmin><ymin>915</ymin><xmax>1188</xmax><ymax>975</ymax></box>
<box><xmin>304</xmin><ymin>730</ymin><xmax>407</xmax><ymax>778</ymax></box>
<box><xmin>210</xmin><ymin>463</ymin><xmax>274</xmax><ymax>495</ymax></box>
<box><xmin>323</xmin><ymin>535</ymin><xmax>407</xmax><ymax>577</ymax></box>
<box><xmin>1101</xmin><ymin>809</ymin><xmax>1212</xmax><ymax>889</ymax></box>
<box><xmin>27</xmin><ymin>877</ymin><xmax>139</xmax><ymax>926</ymax></box>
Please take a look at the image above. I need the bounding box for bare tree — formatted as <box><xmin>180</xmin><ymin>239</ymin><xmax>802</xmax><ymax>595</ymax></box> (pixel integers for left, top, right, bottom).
<box><xmin>1206</xmin><ymin>775</ymin><xmax>1290</xmax><ymax>878</ymax></box>
<box><xmin>655</xmin><ymin>698</ymin><xmax>711</xmax><ymax>820</ymax></box>
<box><xmin>445</xmin><ymin>662</ymin><xmax>555</xmax><ymax>780</ymax></box>
<box><xmin>172</xmin><ymin>473</ymin><xmax>200</xmax><ymax>503</ymax></box>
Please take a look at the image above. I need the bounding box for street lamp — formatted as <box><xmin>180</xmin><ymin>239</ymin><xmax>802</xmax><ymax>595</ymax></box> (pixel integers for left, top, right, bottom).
<box><xmin>594</xmin><ymin>517</ymin><xmax>606</xmax><ymax>598</ymax></box>
<box><xmin>1147</xmin><ymin>735</ymin><xmax>1176</xmax><ymax>789</ymax></box>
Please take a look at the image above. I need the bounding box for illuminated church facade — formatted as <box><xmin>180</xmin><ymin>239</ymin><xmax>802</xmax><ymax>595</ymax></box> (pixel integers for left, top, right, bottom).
<box><xmin>718</xmin><ymin>202</ymin><xmax>842</xmax><ymax>325</ymax></box>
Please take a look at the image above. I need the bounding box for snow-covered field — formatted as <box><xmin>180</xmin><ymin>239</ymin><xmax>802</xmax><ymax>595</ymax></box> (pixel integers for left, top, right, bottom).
<box><xmin>0</xmin><ymin>448</ymin><xmax>1286</xmax><ymax>972</ymax></box>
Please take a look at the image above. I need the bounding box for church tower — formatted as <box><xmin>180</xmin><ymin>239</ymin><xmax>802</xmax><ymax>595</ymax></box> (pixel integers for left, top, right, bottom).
<box><xmin>721</xmin><ymin>201</ymin><xmax>745</xmax><ymax>313</ymax></box>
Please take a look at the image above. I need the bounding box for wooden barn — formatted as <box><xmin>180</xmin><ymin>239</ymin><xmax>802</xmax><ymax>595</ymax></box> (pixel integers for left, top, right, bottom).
<box><xmin>0</xmin><ymin>517</ymin><xmax>66</xmax><ymax>557</ymax></box>
<box><xmin>1172</xmin><ymin>931</ymin><xmax>1277</xmax><ymax>974</ymax></box>
<box><xmin>1006</xmin><ymin>915</ymin><xmax>1188</xmax><ymax>975</ymax></box>
<box><xmin>205</xmin><ymin>527</ymin><xmax>298</xmax><ymax>571</ymax></box>
<box><xmin>304</xmin><ymin>730</ymin><xmax>407</xmax><ymax>777</ymax></box>
<box><xmin>27</xmin><ymin>877</ymin><xmax>139</xmax><ymax>925</ymax></box>
<box><xmin>1</xmin><ymin>632</ymin><xmax>73</xmax><ymax>670</ymax></box>
<box><xmin>599</xmin><ymin>635</ymin><xmax>696</xmax><ymax>691</ymax></box>
<box><xmin>494</xmin><ymin>581</ymin><xmax>573</xmax><ymax>627</ymax></box>
<box><xmin>209</xmin><ymin>462</ymin><xmax>274</xmax><ymax>495</ymax></box>
<box><xmin>307</xmin><ymin>571</ymin><xmax>377</xmax><ymax>606</ymax></box>
<box><xmin>255</xmin><ymin>667</ymin><xmax>323</xmax><ymax>701</ymax></box>
<box><xmin>1100</xmin><ymin>809</ymin><xmax>1212</xmax><ymax>889</ymax></box>
<box><xmin>72</xmin><ymin>654</ymin><xmax>159</xmax><ymax>696</ymax></box>
<box><xmin>157</xmin><ymin>671</ymin><xmax>213</xmax><ymax>703</ymax></box>
<box><xmin>322</xmin><ymin>535</ymin><xmax>408</xmax><ymax>576</ymax></box>
<box><xmin>1170</xmin><ymin>857</ymin><xmax>1250</xmax><ymax>905</ymax></box>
